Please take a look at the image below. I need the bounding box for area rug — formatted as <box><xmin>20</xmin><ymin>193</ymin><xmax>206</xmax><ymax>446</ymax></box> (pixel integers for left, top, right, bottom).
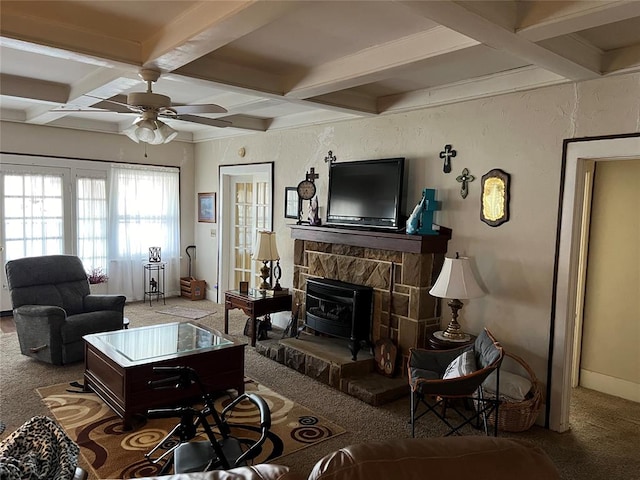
<box><xmin>156</xmin><ymin>306</ymin><xmax>213</xmax><ymax>320</ymax></box>
<box><xmin>37</xmin><ymin>380</ymin><xmax>345</xmax><ymax>478</ymax></box>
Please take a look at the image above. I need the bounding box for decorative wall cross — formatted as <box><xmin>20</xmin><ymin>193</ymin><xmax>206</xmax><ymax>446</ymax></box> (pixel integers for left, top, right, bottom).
<box><xmin>306</xmin><ymin>167</ymin><xmax>319</xmax><ymax>182</ymax></box>
<box><xmin>439</xmin><ymin>144</ymin><xmax>456</xmax><ymax>173</ymax></box>
<box><xmin>456</xmin><ymin>168</ymin><xmax>475</xmax><ymax>199</ymax></box>
<box><xmin>324</xmin><ymin>150</ymin><xmax>337</xmax><ymax>163</ymax></box>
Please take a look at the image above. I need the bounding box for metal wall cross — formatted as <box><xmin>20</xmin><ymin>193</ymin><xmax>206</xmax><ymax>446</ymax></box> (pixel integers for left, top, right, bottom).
<box><xmin>324</xmin><ymin>150</ymin><xmax>337</xmax><ymax>163</ymax></box>
<box><xmin>439</xmin><ymin>144</ymin><xmax>456</xmax><ymax>173</ymax></box>
<box><xmin>456</xmin><ymin>168</ymin><xmax>475</xmax><ymax>199</ymax></box>
<box><xmin>306</xmin><ymin>167</ymin><xmax>319</xmax><ymax>182</ymax></box>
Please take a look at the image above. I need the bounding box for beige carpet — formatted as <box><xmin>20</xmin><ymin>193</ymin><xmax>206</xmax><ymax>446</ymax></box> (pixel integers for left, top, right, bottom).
<box><xmin>38</xmin><ymin>379</ymin><xmax>344</xmax><ymax>478</ymax></box>
<box><xmin>155</xmin><ymin>306</ymin><xmax>213</xmax><ymax>320</ymax></box>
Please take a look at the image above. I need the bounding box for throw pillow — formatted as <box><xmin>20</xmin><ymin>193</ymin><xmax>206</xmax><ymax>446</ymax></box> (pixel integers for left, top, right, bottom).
<box><xmin>443</xmin><ymin>350</ymin><xmax>476</xmax><ymax>379</ymax></box>
<box><xmin>482</xmin><ymin>370</ymin><xmax>532</xmax><ymax>401</ymax></box>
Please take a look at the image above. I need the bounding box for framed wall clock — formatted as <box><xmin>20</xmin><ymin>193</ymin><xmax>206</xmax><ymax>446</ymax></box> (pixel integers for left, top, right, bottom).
<box><xmin>296</xmin><ymin>168</ymin><xmax>319</xmax><ymax>224</ymax></box>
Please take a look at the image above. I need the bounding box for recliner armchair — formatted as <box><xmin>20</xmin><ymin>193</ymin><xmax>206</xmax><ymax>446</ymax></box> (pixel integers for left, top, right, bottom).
<box><xmin>5</xmin><ymin>255</ymin><xmax>126</xmax><ymax>365</ymax></box>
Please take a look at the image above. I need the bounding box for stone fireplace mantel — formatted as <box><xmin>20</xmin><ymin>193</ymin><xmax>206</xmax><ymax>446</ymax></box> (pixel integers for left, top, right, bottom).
<box><xmin>290</xmin><ymin>224</ymin><xmax>452</xmax><ymax>373</ymax></box>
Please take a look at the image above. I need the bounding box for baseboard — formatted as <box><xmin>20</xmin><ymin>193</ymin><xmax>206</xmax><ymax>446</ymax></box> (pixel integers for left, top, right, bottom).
<box><xmin>0</xmin><ymin>310</ymin><xmax>12</xmax><ymax>317</ymax></box>
<box><xmin>580</xmin><ymin>369</ymin><xmax>640</xmax><ymax>402</ymax></box>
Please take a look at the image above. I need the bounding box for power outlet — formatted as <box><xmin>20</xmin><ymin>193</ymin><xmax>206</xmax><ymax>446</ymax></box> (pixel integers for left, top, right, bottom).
<box><xmin>210</xmin><ymin>229</ymin><xmax>216</xmax><ymax>237</ymax></box>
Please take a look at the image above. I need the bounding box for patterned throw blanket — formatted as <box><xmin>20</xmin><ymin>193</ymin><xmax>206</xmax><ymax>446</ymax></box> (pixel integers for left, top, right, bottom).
<box><xmin>0</xmin><ymin>416</ymin><xmax>79</xmax><ymax>480</ymax></box>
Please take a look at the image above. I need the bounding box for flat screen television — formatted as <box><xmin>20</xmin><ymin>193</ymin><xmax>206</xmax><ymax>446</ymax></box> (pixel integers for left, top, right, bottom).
<box><xmin>326</xmin><ymin>157</ymin><xmax>405</xmax><ymax>230</ymax></box>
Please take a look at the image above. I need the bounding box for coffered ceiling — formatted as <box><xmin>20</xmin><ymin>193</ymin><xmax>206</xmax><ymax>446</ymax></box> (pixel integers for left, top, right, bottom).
<box><xmin>2</xmin><ymin>1</ymin><xmax>640</xmax><ymax>142</ymax></box>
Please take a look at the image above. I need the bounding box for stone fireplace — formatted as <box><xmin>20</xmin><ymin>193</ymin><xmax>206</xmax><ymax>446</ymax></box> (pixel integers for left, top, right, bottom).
<box><xmin>290</xmin><ymin>224</ymin><xmax>451</xmax><ymax>373</ymax></box>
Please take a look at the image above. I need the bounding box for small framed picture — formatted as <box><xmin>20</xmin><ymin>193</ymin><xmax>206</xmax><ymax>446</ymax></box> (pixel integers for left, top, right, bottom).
<box><xmin>149</xmin><ymin>247</ymin><xmax>161</xmax><ymax>262</ymax></box>
<box><xmin>285</xmin><ymin>187</ymin><xmax>298</xmax><ymax>219</ymax></box>
<box><xmin>198</xmin><ymin>192</ymin><xmax>216</xmax><ymax>223</ymax></box>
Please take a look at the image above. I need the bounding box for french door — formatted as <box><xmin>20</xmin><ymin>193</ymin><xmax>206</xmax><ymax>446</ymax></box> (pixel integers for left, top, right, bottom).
<box><xmin>0</xmin><ymin>164</ymin><xmax>71</xmax><ymax>311</ymax></box>
<box><xmin>217</xmin><ymin>163</ymin><xmax>273</xmax><ymax>302</ymax></box>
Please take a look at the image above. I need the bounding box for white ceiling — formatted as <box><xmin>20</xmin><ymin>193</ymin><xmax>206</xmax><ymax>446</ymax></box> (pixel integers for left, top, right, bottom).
<box><xmin>2</xmin><ymin>0</ymin><xmax>640</xmax><ymax>143</ymax></box>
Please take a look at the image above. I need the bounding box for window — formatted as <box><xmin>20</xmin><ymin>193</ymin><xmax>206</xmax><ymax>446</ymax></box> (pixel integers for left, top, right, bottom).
<box><xmin>1</xmin><ymin>156</ymin><xmax>181</xmax><ymax>305</ymax></box>
<box><xmin>3</xmin><ymin>171</ymin><xmax>65</xmax><ymax>261</ymax></box>
<box><xmin>107</xmin><ymin>165</ymin><xmax>180</xmax><ymax>300</ymax></box>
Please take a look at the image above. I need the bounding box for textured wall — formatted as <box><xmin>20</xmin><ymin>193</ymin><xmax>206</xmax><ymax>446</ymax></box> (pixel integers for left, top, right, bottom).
<box><xmin>194</xmin><ymin>72</ymin><xmax>640</xmax><ymax>398</ymax></box>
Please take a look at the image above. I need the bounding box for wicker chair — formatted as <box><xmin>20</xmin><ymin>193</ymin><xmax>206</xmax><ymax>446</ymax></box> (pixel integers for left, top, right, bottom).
<box><xmin>5</xmin><ymin>255</ymin><xmax>126</xmax><ymax>365</ymax></box>
<box><xmin>408</xmin><ymin>328</ymin><xmax>504</xmax><ymax>437</ymax></box>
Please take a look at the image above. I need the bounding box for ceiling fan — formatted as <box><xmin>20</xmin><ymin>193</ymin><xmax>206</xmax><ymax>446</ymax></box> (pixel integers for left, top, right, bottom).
<box><xmin>56</xmin><ymin>68</ymin><xmax>231</xmax><ymax>144</ymax></box>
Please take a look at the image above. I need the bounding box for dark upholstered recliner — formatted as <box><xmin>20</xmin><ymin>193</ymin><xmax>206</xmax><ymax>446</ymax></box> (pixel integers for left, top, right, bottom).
<box><xmin>5</xmin><ymin>255</ymin><xmax>126</xmax><ymax>365</ymax></box>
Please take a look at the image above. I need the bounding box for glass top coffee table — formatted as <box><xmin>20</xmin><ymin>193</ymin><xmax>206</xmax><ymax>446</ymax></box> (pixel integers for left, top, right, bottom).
<box><xmin>83</xmin><ymin>322</ymin><xmax>246</xmax><ymax>429</ymax></box>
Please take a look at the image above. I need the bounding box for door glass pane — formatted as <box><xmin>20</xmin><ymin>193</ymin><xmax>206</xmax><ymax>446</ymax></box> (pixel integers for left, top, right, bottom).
<box><xmin>232</xmin><ymin>181</ymin><xmax>254</xmax><ymax>288</ymax></box>
<box><xmin>3</xmin><ymin>173</ymin><xmax>64</xmax><ymax>261</ymax></box>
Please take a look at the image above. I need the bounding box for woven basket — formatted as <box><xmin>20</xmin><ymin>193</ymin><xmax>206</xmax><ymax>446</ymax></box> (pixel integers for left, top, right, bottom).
<box><xmin>488</xmin><ymin>352</ymin><xmax>542</xmax><ymax>432</ymax></box>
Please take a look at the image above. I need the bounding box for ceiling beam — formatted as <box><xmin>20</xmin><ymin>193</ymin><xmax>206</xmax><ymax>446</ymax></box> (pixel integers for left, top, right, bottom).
<box><xmin>0</xmin><ymin>11</ymin><xmax>140</xmax><ymax>67</ymax></box>
<box><xmin>517</xmin><ymin>1</ymin><xmax>640</xmax><ymax>42</ymax></box>
<box><xmin>174</xmin><ymin>63</ymin><xmax>376</xmax><ymax>116</ymax></box>
<box><xmin>379</xmin><ymin>65</ymin><xmax>567</xmax><ymax>113</ymax></box>
<box><xmin>603</xmin><ymin>44</ymin><xmax>640</xmax><ymax>74</ymax></box>
<box><xmin>284</xmin><ymin>27</ymin><xmax>479</xmax><ymax>100</ymax></box>
<box><xmin>0</xmin><ymin>74</ymin><xmax>69</xmax><ymax>104</ymax></box>
<box><xmin>401</xmin><ymin>0</ymin><xmax>602</xmax><ymax>81</ymax></box>
<box><xmin>142</xmin><ymin>1</ymin><xmax>302</xmax><ymax>72</ymax></box>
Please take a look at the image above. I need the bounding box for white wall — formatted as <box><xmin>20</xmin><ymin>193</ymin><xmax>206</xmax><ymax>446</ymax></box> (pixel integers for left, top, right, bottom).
<box><xmin>581</xmin><ymin>160</ymin><xmax>640</xmax><ymax>401</ymax></box>
<box><xmin>194</xmin><ymin>72</ymin><xmax>640</xmax><ymax>419</ymax></box>
<box><xmin>0</xmin><ymin>121</ymin><xmax>196</xmax><ymax>309</ymax></box>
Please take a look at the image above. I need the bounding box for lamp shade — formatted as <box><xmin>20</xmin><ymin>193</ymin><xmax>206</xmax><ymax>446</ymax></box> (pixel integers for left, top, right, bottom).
<box><xmin>429</xmin><ymin>256</ymin><xmax>485</xmax><ymax>300</ymax></box>
<box><xmin>253</xmin><ymin>231</ymin><xmax>280</xmax><ymax>261</ymax></box>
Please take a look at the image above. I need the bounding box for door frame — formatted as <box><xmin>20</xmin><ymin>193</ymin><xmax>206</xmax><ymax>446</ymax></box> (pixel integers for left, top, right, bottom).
<box><xmin>549</xmin><ymin>133</ymin><xmax>640</xmax><ymax>432</ymax></box>
<box><xmin>217</xmin><ymin>162</ymin><xmax>274</xmax><ymax>303</ymax></box>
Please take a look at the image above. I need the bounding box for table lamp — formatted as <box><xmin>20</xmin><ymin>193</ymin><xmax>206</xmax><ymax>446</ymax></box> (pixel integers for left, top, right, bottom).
<box><xmin>252</xmin><ymin>231</ymin><xmax>280</xmax><ymax>291</ymax></box>
<box><xmin>429</xmin><ymin>252</ymin><xmax>485</xmax><ymax>341</ymax></box>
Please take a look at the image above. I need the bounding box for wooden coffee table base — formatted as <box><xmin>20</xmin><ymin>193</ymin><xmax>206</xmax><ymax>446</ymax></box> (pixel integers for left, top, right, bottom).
<box><xmin>83</xmin><ymin>332</ymin><xmax>245</xmax><ymax>430</ymax></box>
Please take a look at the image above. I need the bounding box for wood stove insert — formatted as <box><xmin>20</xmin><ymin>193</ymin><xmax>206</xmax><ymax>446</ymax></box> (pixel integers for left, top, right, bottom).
<box><xmin>300</xmin><ymin>277</ymin><xmax>373</xmax><ymax>360</ymax></box>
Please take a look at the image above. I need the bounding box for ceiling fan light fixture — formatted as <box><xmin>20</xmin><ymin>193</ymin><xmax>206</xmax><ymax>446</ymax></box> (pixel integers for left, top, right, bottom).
<box><xmin>123</xmin><ymin>121</ymin><xmax>141</xmax><ymax>143</ymax></box>
<box><xmin>157</xmin><ymin>121</ymin><xmax>178</xmax><ymax>143</ymax></box>
<box><xmin>123</xmin><ymin>114</ymin><xmax>178</xmax><ymax>145</ymax></box>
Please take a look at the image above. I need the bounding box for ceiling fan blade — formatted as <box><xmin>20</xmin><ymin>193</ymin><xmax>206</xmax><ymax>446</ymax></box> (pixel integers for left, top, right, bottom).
<box><xmin>172</xmin><ymin>104</ymin><xmax>228</xmax><ymax>115</ymax></box>
<box><xmin>83</xmin><ymin>94</ymin><xmax>137</xmax><ymax>113</ymax></box>
<box><xmin>50</xmin><ymin>107</ymin><xmax>134</xmax><ymax>113</ymax></box>
<box><xmin>173</xmin><ymin>114</ymin><xmax>232</xmax><ymax>128</ymax></box>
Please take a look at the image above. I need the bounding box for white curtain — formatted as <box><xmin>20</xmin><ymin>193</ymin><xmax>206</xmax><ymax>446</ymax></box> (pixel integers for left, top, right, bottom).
<box><xmin>77</xmin><ymin>176</ymin><xmax>107</xmax><ymax>275</ymax></box>
<box><xmin>108</xmin><ymin>165</ymin><xmax>180</xmax><ymax>302</ymax></box>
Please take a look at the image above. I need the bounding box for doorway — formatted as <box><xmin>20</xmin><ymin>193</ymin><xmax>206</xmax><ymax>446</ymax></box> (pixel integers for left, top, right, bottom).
<box><xmin>550</xmin><ymin>134</ymin><xmax>640</xmax><ymax>432</ymax></box>
<box><xmin>217</xmin><ymin>163</ymin><xmax>274</xmax><ymax>302</ymax></box>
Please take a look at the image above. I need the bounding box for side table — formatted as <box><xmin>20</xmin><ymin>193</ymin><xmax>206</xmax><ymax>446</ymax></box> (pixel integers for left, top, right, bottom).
<box><xmin>224</xmin><ymin>290</ymin><xmax>292</xmax><ymax>347</ymax></box>
<box><xmin>143</xmin><ymin>262</ymin><xmax>166</xmax><ymax>306</ymax></box>
<box><xmin>428</xmin><ymin>330</ymin><xmax>476</xmax><ymax>350</ymax></box>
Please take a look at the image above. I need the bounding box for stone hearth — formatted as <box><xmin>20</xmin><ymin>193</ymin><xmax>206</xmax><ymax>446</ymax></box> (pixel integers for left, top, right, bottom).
<box><xmin>255</xmin><ymin>328</ymin><xmax>409</xmax><ymax>406</ymax></box>
<box><xmin>289</xmin><ymin>225</ymin><xmax>452</xmax><ymax>375</ymax></box>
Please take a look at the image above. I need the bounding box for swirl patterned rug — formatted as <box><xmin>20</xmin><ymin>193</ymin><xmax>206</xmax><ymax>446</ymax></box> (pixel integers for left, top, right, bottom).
<box><xmin>37</xmin><ymin>379</ymin><xmax>345</xmax><ymax>479</ymax></box>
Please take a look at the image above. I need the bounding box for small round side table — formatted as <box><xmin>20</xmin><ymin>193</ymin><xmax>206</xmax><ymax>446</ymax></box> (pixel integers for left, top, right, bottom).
<box><xmin>428</xmin><ymin>330</ymin><xmax>476</xmax><ymax>350</ymax></box>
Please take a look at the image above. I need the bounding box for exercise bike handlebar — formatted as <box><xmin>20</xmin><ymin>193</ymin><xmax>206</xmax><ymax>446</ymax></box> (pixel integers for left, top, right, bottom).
<box><xmin>222</xmin><ymin>393</ymin><xmax>272</xmax><ymax>466</ymax></box>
